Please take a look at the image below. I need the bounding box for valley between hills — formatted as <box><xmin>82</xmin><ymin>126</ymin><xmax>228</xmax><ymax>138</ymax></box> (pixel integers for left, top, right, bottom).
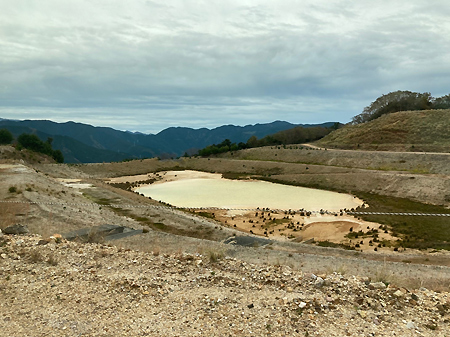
<box><xmin>2</xmin><ymin>141</ymin><xmax>450</xmax><ymax>277</ymax></box>
<box><xmin>1</xmin><ymin>110</ymin><xmax>450</xmax><ymax>335</ymax></box>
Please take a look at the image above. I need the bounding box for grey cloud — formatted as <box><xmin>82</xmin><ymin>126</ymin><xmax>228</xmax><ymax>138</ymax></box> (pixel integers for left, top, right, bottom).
<box><xmin>0</xmin><ymin>1</ymin><xmax>449</xmax><ymax>132</ymax></box>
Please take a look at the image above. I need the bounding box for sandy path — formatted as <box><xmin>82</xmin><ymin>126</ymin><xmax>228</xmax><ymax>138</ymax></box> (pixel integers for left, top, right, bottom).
<box><xmin>106</xmin><ymin>170</ymin><xmax>223</xmax><ymax>185</ymax></box>
<box><xmin>303</xmin><ymin>143</ymin><xmax>450</xmax><ymax>155</ymax></box>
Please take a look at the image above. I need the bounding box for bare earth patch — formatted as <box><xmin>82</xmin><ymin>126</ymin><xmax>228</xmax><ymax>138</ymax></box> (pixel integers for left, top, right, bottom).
<box><xmin>2</xmin><ymin>154</ymin><xmax>450</xmax><ymax>335</ymax></box>
<box><xmin>211</xmin><ymin>209</ymin><xmax>397</xmax><ymax>252</ymax></box>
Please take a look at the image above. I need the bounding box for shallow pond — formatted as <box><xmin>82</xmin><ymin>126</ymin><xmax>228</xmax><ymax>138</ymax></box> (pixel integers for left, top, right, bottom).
<box><xmin>135</xmin><ymin>172</ymin><xmax>362</xmax><ymax>211</ymax></box>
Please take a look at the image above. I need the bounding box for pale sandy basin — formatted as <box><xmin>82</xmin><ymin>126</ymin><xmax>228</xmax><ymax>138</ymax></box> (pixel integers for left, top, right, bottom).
<box><xmin>132</xmin><ymin>170</ymin><xmax>388</xmax><ymax>249</ymax></box>
<box><xmin>135</xmin><ymin>170</ymin><xmax>363</xmax><ymax>212</ymax></box>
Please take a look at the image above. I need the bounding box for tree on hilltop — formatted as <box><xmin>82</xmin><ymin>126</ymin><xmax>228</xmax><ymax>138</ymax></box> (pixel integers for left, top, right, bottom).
<box><xmin>432</xmin><ymin>94</ymin><xmax>450</xmax><ymax>109</ymax></box>
<box><xmin>0</xmin><ymin>129</ymin><xmax>13</xmax><ymax>144</ymax></box>
<box><xmin>352</xmin><ymin>91</ymin><xmax>433</xmax><ymax>124</ymax></box>
<box><xmin>17</xmin><ymin>133</ymin><xmax>64</xmax><ymax>163</ymax></box>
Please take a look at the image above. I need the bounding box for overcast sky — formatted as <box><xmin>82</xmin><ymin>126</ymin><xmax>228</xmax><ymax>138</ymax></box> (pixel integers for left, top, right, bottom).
<box><xmin>1</xmin><ymin>1</ymin><xmax>449</xmax><ymax>133</ymax></box>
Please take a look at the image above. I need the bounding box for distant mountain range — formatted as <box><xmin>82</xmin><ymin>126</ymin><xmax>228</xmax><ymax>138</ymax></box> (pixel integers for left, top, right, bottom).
<box><xmin>0</xmin><ymin>119</ymin><xmax>338</xmax><ymax>163</ymax></box>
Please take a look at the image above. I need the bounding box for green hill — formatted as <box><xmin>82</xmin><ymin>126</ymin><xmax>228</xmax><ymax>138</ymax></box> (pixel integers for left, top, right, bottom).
<box><xmin>316</xmin><ymin>109</ymin><xmax>450</xmax><ymax>152</ymax></box>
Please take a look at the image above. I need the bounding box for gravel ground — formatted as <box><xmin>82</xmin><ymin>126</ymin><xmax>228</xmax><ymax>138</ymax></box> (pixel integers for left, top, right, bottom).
<box><xmin>1</xmin><ymin>234</ymin><xmax>449</xmax><ymax>336</ymax></box>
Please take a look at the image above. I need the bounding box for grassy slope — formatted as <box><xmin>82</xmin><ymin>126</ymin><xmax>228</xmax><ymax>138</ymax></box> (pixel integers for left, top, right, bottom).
<box><xmin>316</xmin><ymin>109</ymin><xmax>450</xmax><ymax>152</ymax></box>
<box><xmin>0</xmin><ymin>145</ymin><xmax>57</xmax><ymax>164</ymax></box>
<box><xmin>354</xmin><ymin>192</ymin><xmax>450</xmax><ymax>250</ymax></box>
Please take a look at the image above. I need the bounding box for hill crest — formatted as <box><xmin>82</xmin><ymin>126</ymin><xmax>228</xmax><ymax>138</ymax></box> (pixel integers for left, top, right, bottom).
<box><xmin>316</xmin><ymin>109</ymin><xmax>450</xmax><ymax>152</ymax></box>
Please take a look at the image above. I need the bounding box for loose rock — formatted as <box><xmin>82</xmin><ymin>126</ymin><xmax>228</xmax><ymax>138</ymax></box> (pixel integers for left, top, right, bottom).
<box><xmin>3</xmin><ymin>224</ymin><xmax>29</xmax><ymax>235</ymax></box>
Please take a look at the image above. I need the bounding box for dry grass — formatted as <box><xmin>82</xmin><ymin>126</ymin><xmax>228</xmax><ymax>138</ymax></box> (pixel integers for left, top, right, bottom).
<box><xmin>375</xmin><ymin>269</ymin><xmax>450</xmax><ymax>293</ymax></box>
<box><xmin>152</xmin><ymin>246</ymin><xmax>161</xmax><ymax>256</ymax></box>
<box><xmin>325</xmin><ymin>263</ymin><xmax>348</xmax><ymax>275</ymax></box>
<box><xmin>0</xmin><ymin>202</ymin><xmax>23</xmax><ymax>230</ymax></box>
<box><xmin>47</xmin><ymin>255</ymin><xmax>59</xmax><ymax>266</ymax></box>
<box><xmin>207</xmin><ymin>249</ymin><xmax>225</xmax><ymax>263</ymax></box>
<box><xmin>73</xmin><ymin>230</ymin><xmax>106</xmax><ymax>244</ymax></box>
<box><xmin>371</xmin><ymin>263</ymin><xmax>398</xmax><ymax>286</ymax></box>
<box><xmin>316</xmin><ymin>109</ymin><xmax>450</xmax><ymax>152</ymax></box>
<box><xmin>27</xmin><ymin>250</ymin><xmax>44</xmax><ymax>263</ymax></box>
<box><xmin>413</xmin><ymin>277</ymin><xmax>450</xmax><ymax>293</ymax></box>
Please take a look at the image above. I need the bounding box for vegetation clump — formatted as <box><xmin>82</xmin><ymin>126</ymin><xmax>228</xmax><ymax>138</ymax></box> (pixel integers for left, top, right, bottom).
<box><xmin>316</xmin><ymin>241</ymin><xmax>355</xmax><ymax>250</ymax></box>
<box><xmin>207</xmin><ymin>250</ymin><xmax>224</xmax><ymax>263</ymax></box>
<box><xmin>197</xmin><ymin>125</ymin><xmax>338</xmax><ymax>157</ymax></box>
<box><xmin>0</xmin><ymin>129</ymin><xmax>13</xmax><ymax>144</ymax></box>
<box><xmin>17</xmin><ymin>134</ymin><xmax>64</xmax><ymax>163</ymax></box>
<box><xmin>354</xmin><ymin>192</ymin><xmax>450</xmax><ymax>250</ymax></box>
<box><xmin>198</xmin><ymin>139</ymin><xmax>248</xmax><ymax>156</ymax></box>
<box><xmin>352</xmin><ymin>91</ymin><xmax>450</xmax><ymax>124</ymax></box>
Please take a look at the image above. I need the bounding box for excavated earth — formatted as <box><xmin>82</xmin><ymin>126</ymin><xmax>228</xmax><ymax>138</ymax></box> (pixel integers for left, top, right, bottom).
<box><xmin>1</xmin><ymin>146</ymin><xmax>450</xmax><ymax>336</ymax></box>
<box><xmin>1</xmin><ymin>234</ymin><xmax>450</xmax><ymax>336</ymax></box>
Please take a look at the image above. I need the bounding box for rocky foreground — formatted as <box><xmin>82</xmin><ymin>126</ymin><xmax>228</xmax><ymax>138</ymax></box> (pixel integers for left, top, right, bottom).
<box><xmin>0</xmin><ymin>233</ymin><xmax>449</xmax><ymax>336</ymax></box>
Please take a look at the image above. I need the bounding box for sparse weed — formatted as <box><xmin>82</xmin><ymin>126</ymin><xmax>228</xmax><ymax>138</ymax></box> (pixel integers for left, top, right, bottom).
<box><xmin>152</xmin><ymin>246</ymin><xmax>160</xmax><ymax>256</ymax></box>
<box><xmin>371</xmin><ymin>259</ymin><xmax>397</xmax><ymax>286</ymax></box>
<box><xmin>47</xmin><ymin>255</ymin><xmax>59</xmax><ymax>266</ymax></box>
<box><xmin>207</xmin><ymin>249</ymin><xmax>224</xmax><ymax>263</ymax></box>
<box><xmin>28</xmin><ymin>250</ymin><xmax>44</xmax><ymax>263</ymax></box>
<box><xmin>326</xmin><ymin>264</ymin><xmax>348</xmax><ymax>275</ymax></box>
<box><xmin>82</xmin><ymin>230</ymin><xmax>106</xmax><ymax>244</ymax></box>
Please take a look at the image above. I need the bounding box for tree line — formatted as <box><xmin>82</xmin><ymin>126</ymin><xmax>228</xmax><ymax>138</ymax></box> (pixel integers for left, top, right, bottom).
<box><xmin>196</xmin><ymin>139</ymin><xmax>248</xmax><ymax>157</ymax></box>
<box><xmin>196</xmin><ymin>125</ymin><xmax>337</xmax><ymax>157</ymax></box>
<box><xmin>0</xmin><ymin>129</ymin><xmax>64</xmax><ymax>163</ymax></box>
<box><xmin>352</xmin><ymin>91</ymin><xmax>450</xmax><ymax>124</ymax></box>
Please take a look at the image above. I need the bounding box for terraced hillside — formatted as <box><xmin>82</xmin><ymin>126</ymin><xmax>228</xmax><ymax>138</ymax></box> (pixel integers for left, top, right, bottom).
<box><xmin>2</xmin><ymin>141</ymin><xmax>450</xmax><ymax>336</ymax></box>
<box><xmin>316</xmin><ymin>109</ymin><xmax>450</xmax><ymax>152</ymax></box>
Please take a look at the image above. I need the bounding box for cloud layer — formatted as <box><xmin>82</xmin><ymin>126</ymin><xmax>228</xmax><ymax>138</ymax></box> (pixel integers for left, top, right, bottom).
<box><xmin>1</xmin><ymin>0</ymin><xmax>449</xmax><ymax>133</ymax></box>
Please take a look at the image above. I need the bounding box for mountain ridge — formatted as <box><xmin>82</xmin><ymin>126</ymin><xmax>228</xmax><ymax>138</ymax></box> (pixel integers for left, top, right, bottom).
<box><xmin>0</xmin><ymin>118</ymin><xmax>337</xmax><ymax>163</ymax></box>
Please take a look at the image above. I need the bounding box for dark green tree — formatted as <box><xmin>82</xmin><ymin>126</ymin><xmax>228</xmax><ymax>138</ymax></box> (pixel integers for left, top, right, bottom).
<box><xmin>352</xmin><ymin>91</ymin><xmax>433</xmax><ymax>124</ymax></box>
<box><xmin>52</xmin><ymin>150</ymin><xmax>64</xmax><ymax>163</ymax></box>
<box><xmin>0</xmin><ymin>129</ymin><xmax>13</xmax><ymax>144</ymax></box>
<box><xmin>246</xmin><ymin>135</ymin><xmax>258</xmax><ymax>148</ymax></box>
<box><xmin>17</xmin><ymin>134</ymin><xmax>46</xmax><ymax>153</ymax></box>
<box><xmin>432</xmin><ymin>94</ymin><xmax>450</xmax><ymax>109</ymax></box>
<box><xmin>17</xmin><ymin>133</ymin><xmax>64</xmax><ymax>163</ymax></box>
<box><xmin>331</xmin><ymin>122</ymin><xmax>341</xmax><ymax>130</ymax></box>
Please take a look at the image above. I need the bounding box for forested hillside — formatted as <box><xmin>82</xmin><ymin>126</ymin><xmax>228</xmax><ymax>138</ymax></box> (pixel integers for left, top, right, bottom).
<box><xmin>0</xmin><ymin>119</ymin><xmax>337</xmax><ymax>163</ymax></box>
<box><xmin>197</xmin><ymin>124</ymin><xmax>339</xmax><ymax>156</ymax></box>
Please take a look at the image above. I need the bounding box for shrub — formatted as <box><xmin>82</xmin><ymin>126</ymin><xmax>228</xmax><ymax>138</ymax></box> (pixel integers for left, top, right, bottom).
<box><xmin>208</xmin><ymin>250</ymin><xmax>224</xmax><ymax>263</ymax></box>
<box><xmin>17</xmin><ymin>133</ymin><xmax>64</xmax><ymax>163</ymax></box>
<box><xmin>0</xmin><ymin>129</ymin><xmax>13</xmax><ymax>144</ymax></box>
<box><xmin>8</xmin><ymin>186</ymin><xmax>17</xmax><ymax>193</ymax></box>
